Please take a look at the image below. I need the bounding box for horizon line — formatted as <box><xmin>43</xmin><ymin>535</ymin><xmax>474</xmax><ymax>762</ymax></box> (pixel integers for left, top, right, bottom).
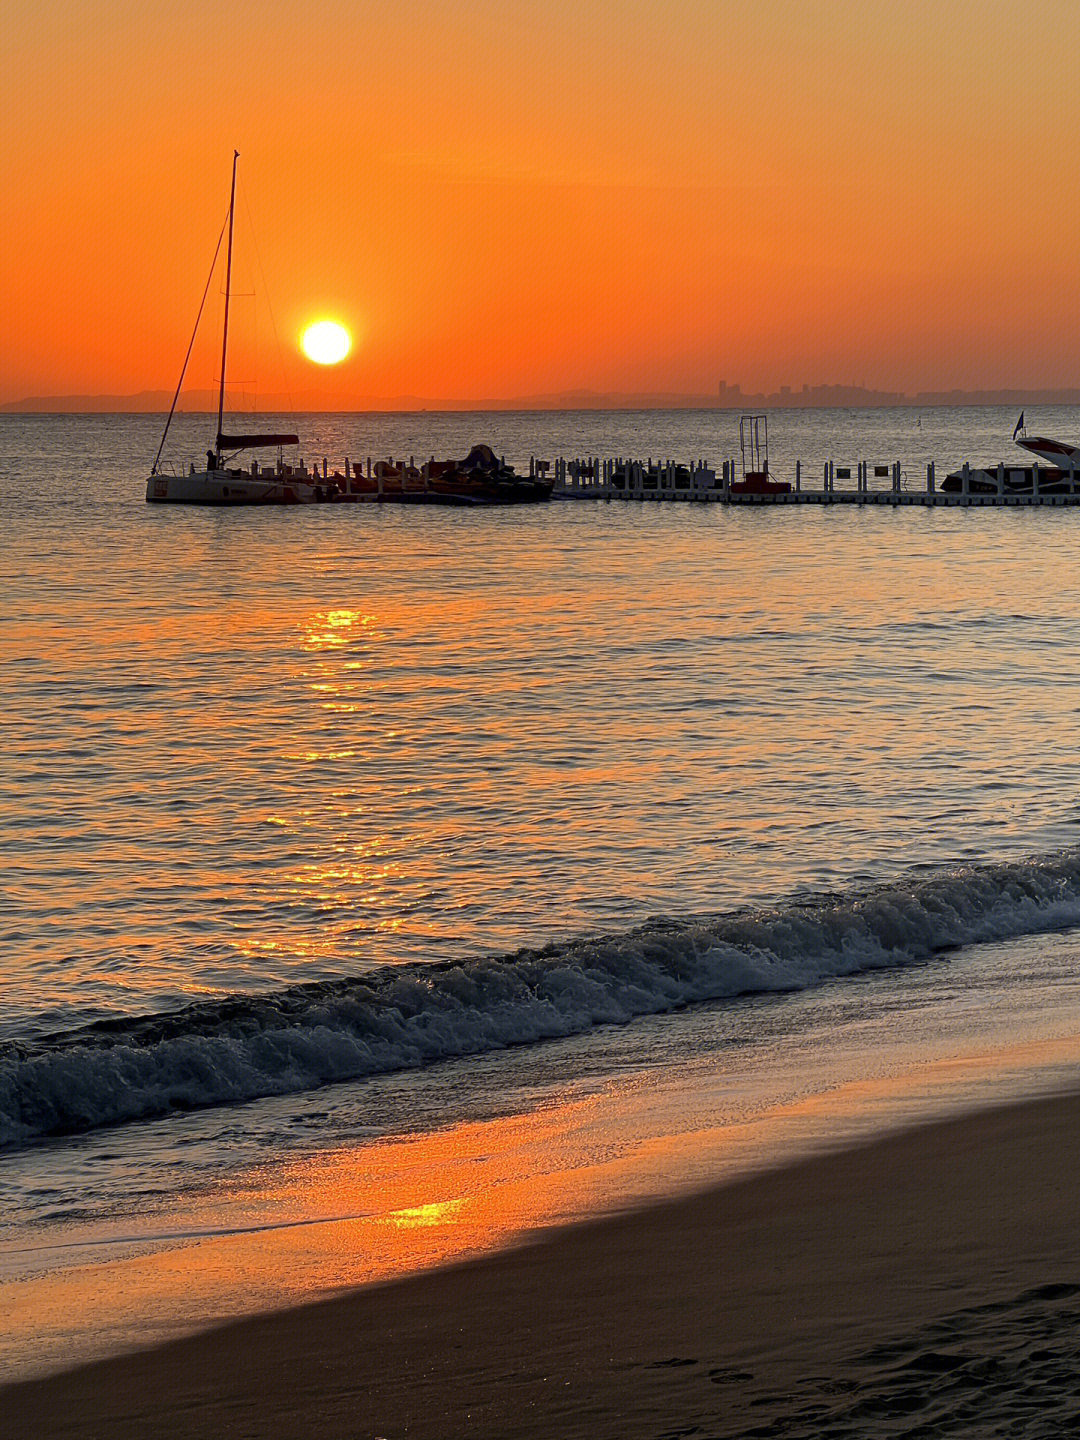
<box><xmin>6</xmin><ymin>385</ymin><xmax>1080</xmax><ymax>415</ymax></box>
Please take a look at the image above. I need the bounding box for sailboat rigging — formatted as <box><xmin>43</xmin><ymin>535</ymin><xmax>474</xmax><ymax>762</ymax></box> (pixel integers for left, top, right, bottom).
<box><xmin>146</xmin><ymin>152</ymin><xmax>312</xmax><ymax>505</ymax></box>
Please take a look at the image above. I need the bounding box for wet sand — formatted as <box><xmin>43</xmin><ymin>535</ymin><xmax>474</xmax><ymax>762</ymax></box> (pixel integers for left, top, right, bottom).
<box><xmin>5</xmin><ymin>1089</ymin><xmax>1080</xmax><ymax>1439</ymax></box>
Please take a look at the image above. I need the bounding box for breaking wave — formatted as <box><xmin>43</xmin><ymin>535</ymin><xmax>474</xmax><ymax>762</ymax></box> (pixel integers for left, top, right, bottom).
<box><xmin>5</xmin><ymin>850</ymin><xmax>1080</xmax><ymax>1151</ymax></box>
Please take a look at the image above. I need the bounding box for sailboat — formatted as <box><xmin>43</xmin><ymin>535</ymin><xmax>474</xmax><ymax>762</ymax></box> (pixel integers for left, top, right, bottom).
<box><xmin>146</xmin><ymin>153</ymin><xmax>315</xmax><ymax>505</ymax></box>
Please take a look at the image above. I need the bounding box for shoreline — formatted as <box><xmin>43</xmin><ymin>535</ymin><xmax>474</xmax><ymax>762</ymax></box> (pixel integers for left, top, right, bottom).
<box><xmin>6</xmin><ymin>1087</ymin><xmax>1080</xmax><ymax>1438</ymax></box>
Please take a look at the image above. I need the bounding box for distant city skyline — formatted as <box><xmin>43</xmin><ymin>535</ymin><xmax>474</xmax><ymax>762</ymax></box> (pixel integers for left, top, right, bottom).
<box><xmin>4</xmin><ymin>382</ymin><xmax>1080</xmax><ymax>415</ymax></box>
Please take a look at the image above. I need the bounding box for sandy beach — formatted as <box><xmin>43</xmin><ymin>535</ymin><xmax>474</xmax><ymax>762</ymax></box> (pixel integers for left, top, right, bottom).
<box><xmin>5</xmin><ymin>1087</ymin><xmax>1079</xmax><ymax>1439</ymax></box>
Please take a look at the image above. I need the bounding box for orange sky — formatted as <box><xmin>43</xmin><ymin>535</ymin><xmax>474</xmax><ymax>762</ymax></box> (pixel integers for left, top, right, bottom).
<box><xmin>3</xmin><ymin>0</ymin><xmax>1078</xmax><ymax>406</ymax></box>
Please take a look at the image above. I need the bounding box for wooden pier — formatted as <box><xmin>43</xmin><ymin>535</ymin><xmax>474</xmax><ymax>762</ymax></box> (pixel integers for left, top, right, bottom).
<box><xmin>544</xmin><ymin>458</ymin><xmax>1080</xmax><ymax>507</ymax></box>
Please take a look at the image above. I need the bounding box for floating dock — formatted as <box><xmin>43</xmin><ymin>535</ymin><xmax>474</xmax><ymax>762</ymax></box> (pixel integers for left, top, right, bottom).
<box><xmin>544</xmin><ymin>458</ymin><xmax>1080</xmax><ymax>506</ymax></box>
<box><xmin>265</xmin><ymin>453</ymin><xmax>1080</xmax><ymax>508</ymax></box>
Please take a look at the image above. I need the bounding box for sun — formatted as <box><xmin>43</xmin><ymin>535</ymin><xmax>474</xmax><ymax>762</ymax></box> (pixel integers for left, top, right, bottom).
<box><xmin>301</xmin><ymin>320</ymin><xmax>352</xmax><ymax>365</ymax></box>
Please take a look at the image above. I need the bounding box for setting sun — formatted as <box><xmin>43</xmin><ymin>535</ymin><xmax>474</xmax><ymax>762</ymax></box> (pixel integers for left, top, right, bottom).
<box><xmin>301</xmin><ymin>321</ymin><xmax>352</xmax><ymax>366</ymax></box>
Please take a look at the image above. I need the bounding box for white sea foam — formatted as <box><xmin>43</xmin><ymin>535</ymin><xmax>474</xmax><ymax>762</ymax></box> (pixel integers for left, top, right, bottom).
<box><xmin>4</xmin><ymin>850</ymin><xmax>1080</xmax><ymax>1151</ymax></box>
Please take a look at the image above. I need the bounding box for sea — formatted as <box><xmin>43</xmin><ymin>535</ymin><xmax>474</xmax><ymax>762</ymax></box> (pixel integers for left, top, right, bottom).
<box><xmin>5</xmin><ymin>404</ymin><xmax>1080</xmax><ymax>1381</ymax></box>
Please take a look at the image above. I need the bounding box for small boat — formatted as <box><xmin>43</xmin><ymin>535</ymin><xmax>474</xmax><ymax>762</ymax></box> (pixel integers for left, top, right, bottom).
<box><xmin>942</xmin><ymin>413</ymin><xmax>1080</xmax><ymax>494</ymax></box>
<box><xmin>146</xmin><ymin>153</ymin><xmax>315</xmax><ymax>506</ymax></box>
<box><xmin>335</xmin><ymin>445</ymin><xmax>552</xmax><ymax>505</ymax></box>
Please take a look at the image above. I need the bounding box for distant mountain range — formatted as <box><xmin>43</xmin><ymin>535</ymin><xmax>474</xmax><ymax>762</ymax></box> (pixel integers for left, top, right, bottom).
<box><xmin>5</xmin><ymin>385</ymin><xmax>1080</xmax><ymax>414</ymax></box>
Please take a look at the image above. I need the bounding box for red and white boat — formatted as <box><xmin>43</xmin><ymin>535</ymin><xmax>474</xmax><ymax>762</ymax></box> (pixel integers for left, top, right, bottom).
<box><xmin>942</xmin><ymin>414</ymin><xmax>1080</xmax><ymax>494</ymax></box>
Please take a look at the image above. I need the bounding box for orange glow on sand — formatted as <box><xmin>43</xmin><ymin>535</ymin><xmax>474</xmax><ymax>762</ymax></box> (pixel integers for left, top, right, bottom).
<box><xmin>9</xmin><ymin>1031</ymin><xmax>1080</xmax><ymax>1381</ymax></box>
<box><xmin>4</xmin><ymin>2</ymin><xmax>1080</xmax><ymax>408</ymax></box>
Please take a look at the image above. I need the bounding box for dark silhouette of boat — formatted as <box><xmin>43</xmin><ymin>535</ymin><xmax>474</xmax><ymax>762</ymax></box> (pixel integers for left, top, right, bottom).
<box><xmin>942</xmin><ymin>415</ymin><xmax>1080</xmax><ymax>495</ymax></box>
<box><xmin>344</xmin><ymin>445</ymin><xmax>553</xmax><ymax>505</ymax></box>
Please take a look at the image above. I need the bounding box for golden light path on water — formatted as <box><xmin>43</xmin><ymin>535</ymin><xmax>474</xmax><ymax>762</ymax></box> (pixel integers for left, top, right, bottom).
<box><xmin>7</xmin><ymin>439</ymin><xmax>1080</xmax><ymax>1028</ymax></box>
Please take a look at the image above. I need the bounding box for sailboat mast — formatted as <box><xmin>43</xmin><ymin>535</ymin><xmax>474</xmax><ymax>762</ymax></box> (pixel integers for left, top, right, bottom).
<box><xmin>216</xmin><ymin>150</ymin><xmax>239</xmax><ymax>455</ymax></box>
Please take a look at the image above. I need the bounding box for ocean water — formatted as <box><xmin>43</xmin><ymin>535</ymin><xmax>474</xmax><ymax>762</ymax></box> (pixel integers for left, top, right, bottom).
<box><xmin>5</xmin><ymin>404</ymin><xmax>1080</xmax><ymax>1377</ymax></box>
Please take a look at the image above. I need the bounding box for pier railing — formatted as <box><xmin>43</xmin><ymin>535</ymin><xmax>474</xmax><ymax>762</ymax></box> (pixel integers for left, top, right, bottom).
<box><xmin>280</xmin><ymin>452</ymin><xmax>1080</xmax><ymax>507</ymax></box>
<box><xmin>540</xmin><ymin>457</ymin><xmax>1080</xmax><ymax>506</ymax></box>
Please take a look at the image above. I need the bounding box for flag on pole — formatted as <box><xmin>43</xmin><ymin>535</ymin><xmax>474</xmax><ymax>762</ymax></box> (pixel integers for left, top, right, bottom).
<box><xmin>1013</xmin><ymin>411</ymin><xmax>1025</xmax><ymax>440</ymax></box>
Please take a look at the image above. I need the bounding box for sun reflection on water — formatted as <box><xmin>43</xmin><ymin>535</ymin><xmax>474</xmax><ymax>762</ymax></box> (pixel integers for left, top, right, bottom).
<box><xmin>300</xmin><ymin>609</ymin><xmax>378</xmax><ymax>651</ymax></box>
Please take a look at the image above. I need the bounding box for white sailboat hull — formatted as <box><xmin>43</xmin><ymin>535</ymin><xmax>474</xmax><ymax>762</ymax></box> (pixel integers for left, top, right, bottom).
<box><xmin>146</xmin><ymin>471</ymin><xmax>317</xmax><ymax>505</ymax></box>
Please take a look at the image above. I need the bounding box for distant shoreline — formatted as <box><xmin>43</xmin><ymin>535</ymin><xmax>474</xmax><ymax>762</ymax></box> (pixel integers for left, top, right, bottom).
<box><xmin>5</xmin><ymin>389</ymin><xmax>1080</xmax><ymax>415</ymax></box>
